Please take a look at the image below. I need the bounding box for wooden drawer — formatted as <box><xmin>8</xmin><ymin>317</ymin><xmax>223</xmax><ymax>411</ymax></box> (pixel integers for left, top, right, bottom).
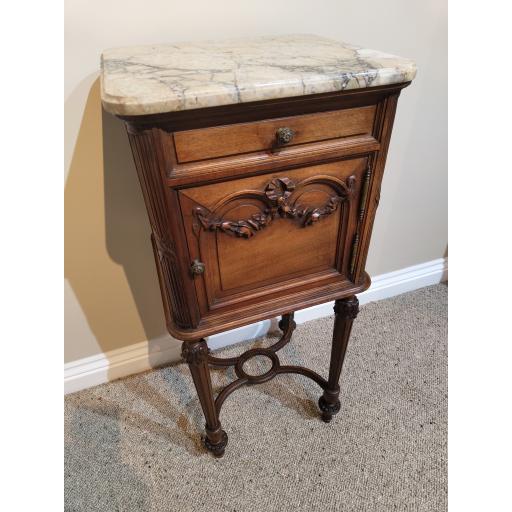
<box><xmin>179</xmin><ymin>156</ymin><xmax>371</xmax><ymax>317</ymax></box>
<box><xmin>173</xmin><ymin>105</ymin><xmax>376</xmax><ymax>163</ymax></box>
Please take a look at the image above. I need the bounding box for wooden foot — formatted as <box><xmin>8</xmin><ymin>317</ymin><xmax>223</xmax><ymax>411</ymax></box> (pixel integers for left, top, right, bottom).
<box><xmin>182</xmin><ymin>340</ymin><xmax>228</xmax><ymax>457</ymax></box>
<box><xmin>319</xmin><ymin>295</ymin><xmax>359</xmax><ymax>423</ymax></box>
<box><xmin>204</xmin><ymin>427</ymin><xmax>228</xmax><ymax>458</ymax></box>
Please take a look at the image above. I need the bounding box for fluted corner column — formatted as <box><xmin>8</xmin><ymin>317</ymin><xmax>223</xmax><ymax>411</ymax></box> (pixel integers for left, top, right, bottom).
<box><xmin>319</xmin><ymin>295</ymin><xmax>359</xmax><ymax>423</ymax></box>
<box><xmin>182</xmin><ymin>340</ymin><xmax>228</xmax><ymax>457</ymax></box>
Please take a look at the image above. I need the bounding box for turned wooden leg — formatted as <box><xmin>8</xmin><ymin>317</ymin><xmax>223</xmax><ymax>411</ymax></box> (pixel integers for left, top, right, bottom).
<box><xmin>319</xmin><ymin>295</ymin><xmax>359</xmax><ymax>423</ymax></box>
<box><xmin>182</xmin><ymin>339</ymin><xmax>228</xmax><ymax>457</ymax></box>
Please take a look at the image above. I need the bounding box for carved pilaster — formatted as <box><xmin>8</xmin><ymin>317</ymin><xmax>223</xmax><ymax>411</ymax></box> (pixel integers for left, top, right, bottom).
<box><xmin>127</xmin><ymin>128</ymin><xmax>192</xmax><ymax>328</ymax></box>
<box><xmin>349</xmin><ymin>233</ymin><xmax>360</xmax><ymax>276</ymax></box>
<box><xmin>358</xmin><ymin>166</ymin><xmax>372</xmax><ymax>223</ymax></box>
<box><xmin>350</xmin><ymin>164</ymin><xmax>373</xmax><ymax>278</ymax></box>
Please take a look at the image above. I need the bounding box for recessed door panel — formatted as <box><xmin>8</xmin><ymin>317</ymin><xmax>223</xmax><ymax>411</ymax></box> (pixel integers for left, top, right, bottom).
<box><xmin>179</xmin><ymin>157</ymin><xmax>368</xmax><ymax>314</ymax></box>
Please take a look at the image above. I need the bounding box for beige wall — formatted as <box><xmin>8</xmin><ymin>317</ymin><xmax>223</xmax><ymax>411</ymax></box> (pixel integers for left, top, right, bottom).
<box><xmin>65</xmin><ymin>0</ymin><xmax>447</xmax><ymax>363</ymax></box>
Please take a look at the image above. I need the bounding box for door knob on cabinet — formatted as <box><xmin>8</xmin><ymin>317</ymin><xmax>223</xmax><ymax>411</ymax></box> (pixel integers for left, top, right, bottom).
<box><xmin>190</xmin><ymin>259</ymin><xmax>205</xmax><ymax>275</ymax></box>
<box><xmin>275</xmin><ymin>127</ymin><xmax>295</xmax><ymax>145</ymax></box>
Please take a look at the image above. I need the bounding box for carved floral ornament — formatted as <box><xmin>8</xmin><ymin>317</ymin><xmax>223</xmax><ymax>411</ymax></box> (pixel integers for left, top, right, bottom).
<box><xmin>194</xmin><ymin>175</ymin><xmax>355</xmax><ymax>239</ymax></box>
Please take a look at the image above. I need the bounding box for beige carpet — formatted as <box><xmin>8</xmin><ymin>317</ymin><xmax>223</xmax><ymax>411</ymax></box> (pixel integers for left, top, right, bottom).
<box><xmin>65</xmin><ymin>284</ymin><xmax>447</xmax><ymax>512</ymax></box>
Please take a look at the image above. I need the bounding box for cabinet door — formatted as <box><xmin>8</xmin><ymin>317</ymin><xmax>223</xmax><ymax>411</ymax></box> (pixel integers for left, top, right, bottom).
<box><xmin>179</xmin><ymin>157</ymin><xmax>370</xmax><ymax>316</ymax></box>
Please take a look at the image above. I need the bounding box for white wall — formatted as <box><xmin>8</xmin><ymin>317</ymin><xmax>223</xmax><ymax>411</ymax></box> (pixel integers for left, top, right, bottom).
<box><xmin>65</xmin><ymin>0</ymin><xmax>447</xmax><ymax>365</ymax></box>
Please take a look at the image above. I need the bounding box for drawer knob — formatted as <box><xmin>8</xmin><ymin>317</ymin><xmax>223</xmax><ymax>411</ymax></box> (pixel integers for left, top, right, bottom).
<box><xmin>276</xmin><ymin>127</ymin><xmax>295</xmax><ymax>146</ymax></box>
<box><xmin>190</xmin><ymin>259</ymin><xmax>205</xmax><ymax>275</ymax></box>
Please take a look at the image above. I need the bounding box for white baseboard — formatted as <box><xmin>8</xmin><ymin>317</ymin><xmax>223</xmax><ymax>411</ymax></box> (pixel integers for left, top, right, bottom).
<box><xmin>64</xmin><ymin>337</ymin><xmax>182</xmax><ymax>395</ymax></box>
<box><xmin>292</xmin><ymin>256</ymin><xmax>448</xmax><ymax>323</ymax></box>
<box><xmin>65</xmin><ymin>257</ymin><xmax>447</xmax><ymax>395</ymax></box>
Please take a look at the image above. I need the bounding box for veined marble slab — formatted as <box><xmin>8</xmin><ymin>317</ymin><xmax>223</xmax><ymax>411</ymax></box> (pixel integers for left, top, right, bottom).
<box><xmin>101</xmin><ymin>34</ymin><xmax>416</xmax><ymax>116</ymax></box>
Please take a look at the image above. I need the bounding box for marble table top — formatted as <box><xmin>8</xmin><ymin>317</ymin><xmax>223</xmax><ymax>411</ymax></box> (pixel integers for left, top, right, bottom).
<box><xmin>101</xmin><ymin>34</ymin><xmax>416</xmax><ymax>116</ymax></box>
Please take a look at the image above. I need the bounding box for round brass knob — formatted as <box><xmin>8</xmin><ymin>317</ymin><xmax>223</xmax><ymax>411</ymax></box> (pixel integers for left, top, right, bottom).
<box><xmin>190</xmin><ymin>259</ymin><xmax>205</xmax><ymax>275</ymax></box>
<box><xmin>276</xmin><ymin>127</ymin><xmax>295</xmax><ymax>145</ymax></box>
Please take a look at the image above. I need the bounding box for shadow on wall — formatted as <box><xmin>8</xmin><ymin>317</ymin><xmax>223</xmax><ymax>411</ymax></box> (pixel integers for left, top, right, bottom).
<box><xmin>65</xmin><ymin>77</ymin><xmax>173</xmax><ymax>369</ymax></box>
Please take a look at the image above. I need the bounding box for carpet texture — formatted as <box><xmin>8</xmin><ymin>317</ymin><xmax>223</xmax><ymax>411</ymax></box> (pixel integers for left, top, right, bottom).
<box><xmin>65</xmin><ymin>284</ymin><xmax>447</xmax><ymax>512</ymax></box>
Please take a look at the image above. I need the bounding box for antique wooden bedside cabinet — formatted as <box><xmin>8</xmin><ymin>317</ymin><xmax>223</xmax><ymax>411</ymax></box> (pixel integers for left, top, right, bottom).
<box><xmin>101</xmin><ymin>34</ymin><xmax>416</xmax><ymax>457</ymax></box>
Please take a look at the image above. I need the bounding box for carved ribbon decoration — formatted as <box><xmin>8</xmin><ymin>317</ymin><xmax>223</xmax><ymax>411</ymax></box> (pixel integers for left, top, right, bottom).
<box><xmin>194</xmin><ymin>176</ymin><xmax>352</xmax><ymax>239</ymax></box>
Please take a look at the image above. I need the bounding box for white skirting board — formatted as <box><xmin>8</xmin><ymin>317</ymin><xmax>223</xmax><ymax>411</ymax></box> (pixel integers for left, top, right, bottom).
<box><xmin>64</xmin><ymin>257</ymin><xmax>447</xmax><ymax>395</ymax></box>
